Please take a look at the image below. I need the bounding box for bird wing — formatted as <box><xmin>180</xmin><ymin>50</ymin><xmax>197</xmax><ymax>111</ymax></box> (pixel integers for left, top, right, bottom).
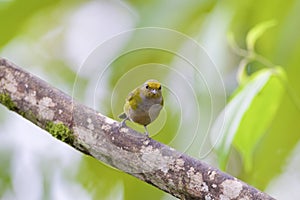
<box><xmin>126</xmin><ymin>88</ymin><xmax>141</xmax><ymax>110</ymax></box>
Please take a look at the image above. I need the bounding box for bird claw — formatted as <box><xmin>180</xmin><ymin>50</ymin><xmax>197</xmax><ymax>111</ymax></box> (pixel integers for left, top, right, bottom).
<box><xmin>144</xmin><ymin>126</ymin><xmax>150</xmax><ymax>137</ymax></box>
<box><xmin>120</xmin><ymin>120</ymin><xmax>126</xmax><ymax>127</ymax></box>
<box><xmin>120</xmin><ymin>117</ymin><xmax>129</xmax><ymax>127</ymax></box>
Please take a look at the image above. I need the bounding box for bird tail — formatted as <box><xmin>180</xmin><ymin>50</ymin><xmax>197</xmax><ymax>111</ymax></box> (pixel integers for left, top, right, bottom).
<box><xmin>118</xmin><ymin>113</ymin><xmax>127</xmax><ymax>119</ymax></box>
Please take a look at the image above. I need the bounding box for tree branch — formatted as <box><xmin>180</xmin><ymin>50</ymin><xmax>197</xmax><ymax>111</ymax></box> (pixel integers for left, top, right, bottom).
<box><xmin>0</xmin><ymin>57</ymin><xmax>275</xmax><ymax>200</ymax></box>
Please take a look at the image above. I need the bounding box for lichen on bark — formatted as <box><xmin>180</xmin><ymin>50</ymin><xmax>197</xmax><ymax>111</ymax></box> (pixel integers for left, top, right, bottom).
<box><xmin>45</xmin><ymin>121</ymin><xmax>74</xmax><ymax>144</ymax></box>
<box><xmin>0</xmin><ymin>93</ymin><xmax>17</xmax><ymax>111</ymax></box>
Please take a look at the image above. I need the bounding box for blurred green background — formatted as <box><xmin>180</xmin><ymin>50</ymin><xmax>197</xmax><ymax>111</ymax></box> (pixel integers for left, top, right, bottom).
<box><xmin>1</xmin><ymin>0</ymin><xmax>300</xmax><ymax>199</ymax></box>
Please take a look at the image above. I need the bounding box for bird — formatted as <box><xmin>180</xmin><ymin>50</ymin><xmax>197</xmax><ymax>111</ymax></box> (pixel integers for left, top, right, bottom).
<box><xmin>119</xmin><ymin>79</ymin><xmax>164</xmax><ymax>137</ymax></box>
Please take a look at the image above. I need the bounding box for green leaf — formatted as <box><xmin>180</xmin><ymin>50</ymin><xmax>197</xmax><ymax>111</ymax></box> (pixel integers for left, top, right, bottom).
<box><xmin>246</xmin><ymin>20</ymin><xmax>277</xmax><ymax>51</ymax></box>
<box><xmin>236</xmin><ymin>58</ymin><xmax>251</xmax><ymax>85</ymax></box>
<box><xmin>233</xmin><ymin>67</ymin><xmax>286</xmax><ymax>171</ymax></box>
<box><xmin>211</xmin><ymin>67</ymin><xmax>286</xmax><ymax>171</ymax></box>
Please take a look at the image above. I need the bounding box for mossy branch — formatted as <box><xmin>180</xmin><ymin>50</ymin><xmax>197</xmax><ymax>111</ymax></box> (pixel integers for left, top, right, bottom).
<box><xmin>0</xmin><ymin>57</ymin><xmax>275</xmax><ymax>200</ymax></box>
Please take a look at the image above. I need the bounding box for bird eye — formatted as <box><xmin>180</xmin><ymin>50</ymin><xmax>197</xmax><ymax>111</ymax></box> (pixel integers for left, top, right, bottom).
<box><xmin>158</xmin><ymin>85</ymin><xmax>161</xmax><ymax>90</ymax></box>
<box><xmin>146</xmin><ymin>85</ymin><xmax>149</xmax><ymax>89</ymax></box>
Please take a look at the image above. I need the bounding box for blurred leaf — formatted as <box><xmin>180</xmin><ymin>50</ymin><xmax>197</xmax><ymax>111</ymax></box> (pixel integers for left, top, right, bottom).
<box><xmin>212</xmin><ymin>67</ymin><xmax>286</xmax><ymax>170</ymax></box>
<box><xmin>246</xmin><ymin>20</ymin><xmax>277</xmax><ymax>51</ymax></box>
<box><xmin>0</xmin><ymin>0</ymin><xmax>62</xmax><ymax>48</ymax></box>
<box><xmin>233</xmin><ymin>67</ymin><xmax>286</xmax><ymax>172</ymax></box>
<box><xmin>0</xmin><ymin>106</ymin><xmax>7</xmax><ymax>123</ymax></box>
<box><xmin>77</xmin><ymin>156</ymin><xmax>164</xmax><ymax>200</ymax></box>
<box><xmin>229</xmin><ymin>20</ymin><xmax>277</xmax><ymax>85</ymax></box>
<box><xmin>109</xmin><ymin>0</ymin><xmax>216</xmax><ymax>86</ymax></box>
<box><xmin>44</xmin><ymin>59</ymin><xmax>89</xmax><ymax>97</ymax></box>
<box><xmin>229</xmin><ymin>0</ymin><xmax>293</xmax><ymax>55</ymax></box>
<box><xmin>242</xmin><ymin>2</ymin><xmax>300</xmax><ymax>189</ymax></box>
<box><xmin>236</xmin><ymin>58</ymin><xmax>250</xmax><ymax>84</ymax></box>
<box><xmin>0</xmin><ymin>149</ymin><xmax>13</xmax><ymax>196</ymax></box>
<box><xmin>77</xmin><ymin>156</ymin><xmax>122</xmax><ymax>200</ymax></box>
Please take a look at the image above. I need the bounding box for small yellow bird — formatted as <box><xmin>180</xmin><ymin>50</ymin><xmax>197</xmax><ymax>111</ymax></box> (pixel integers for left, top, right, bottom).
<box><xmin>119</xmin><ymin>79</ymin><xmax>164</xmax><ymax>136</ymax></box>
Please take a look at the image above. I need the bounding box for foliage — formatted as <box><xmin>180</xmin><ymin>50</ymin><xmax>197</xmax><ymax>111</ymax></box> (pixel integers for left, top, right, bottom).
<box><xmin>212</xmin><ymin>66</ymin><xmax>286</xmax><ymax>172</ymax></box>
<box><xmin>212</xmin><ymin>21</ymin><xmax>287</xmax><ymax>172</ymax></box>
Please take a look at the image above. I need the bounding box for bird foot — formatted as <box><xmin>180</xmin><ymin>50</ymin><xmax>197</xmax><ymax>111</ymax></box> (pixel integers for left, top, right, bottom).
<box><xmin>144</xmin><ymin>126</ymin><xmax>150</xmax><ymax>137</ymax></box>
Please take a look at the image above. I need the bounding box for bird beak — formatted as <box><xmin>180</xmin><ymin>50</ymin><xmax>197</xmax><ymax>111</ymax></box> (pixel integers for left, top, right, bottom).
<box><xmin>151</xmin><ymin>89</ymin><xmax>157</xmax><ymax>95</ymax></box>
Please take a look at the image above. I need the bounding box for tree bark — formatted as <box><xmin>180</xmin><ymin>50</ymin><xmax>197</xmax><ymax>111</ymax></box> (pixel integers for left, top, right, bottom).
<box><xmin>0</xmin><ymin>57</ymin><xmax>275</xmax><ymax>200</ymax></box>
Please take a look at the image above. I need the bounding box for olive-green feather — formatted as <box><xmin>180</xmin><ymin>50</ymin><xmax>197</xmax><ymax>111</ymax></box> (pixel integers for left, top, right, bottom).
<box><xmin>127</xmin><ymin>88</ymin><xmax>141</xmax><ymax>110</ymax></box>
